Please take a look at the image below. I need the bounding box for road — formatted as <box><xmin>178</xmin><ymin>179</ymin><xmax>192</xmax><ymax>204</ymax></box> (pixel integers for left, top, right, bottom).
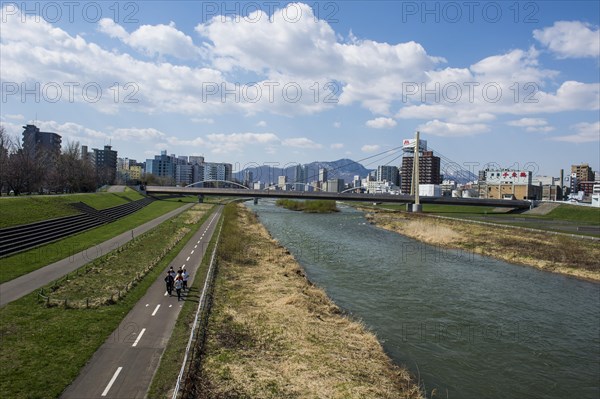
<box><xmin>0</xmin><ymin>203</ymin><xmax>194</xmax><ymax>307</ymax></box>
<box><xmin>60</xmin><ymin>206</ymin><xmax>222</xmax><ymax>399</ymax></box>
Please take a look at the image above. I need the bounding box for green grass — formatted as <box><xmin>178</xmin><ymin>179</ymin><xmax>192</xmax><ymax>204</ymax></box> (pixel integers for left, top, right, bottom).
<box><xmin>0</xmin><ymin>200</ymin><xmax>186</xmax><ymax>284</ymax></box>
<box><xmin>147</xmin><ymin>208</ymin><xmax>222</xmax><ymax>398</ymax></box>
<box><xmin>276</xmin><ymin>199</ymin><xmax>339</xmax><ymax>213</ymax></box>
<box><xmin>0</xmin><ymin>189</ymin><xmax>144</xmax><ymax>228</ymax></box>
<box><xmin>0</xmin><ymin>205</ymin><xmax>213</xmax><ymax>399</ymax></box>
<box><xmin>541</xmin><ymin>204</ymin><xmax>600</xmax><ymax>223</ymax></box>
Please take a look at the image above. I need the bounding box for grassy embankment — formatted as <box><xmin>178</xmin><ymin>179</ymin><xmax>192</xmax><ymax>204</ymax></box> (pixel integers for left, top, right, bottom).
<box><xmin>0</xmin><ymin>198</ymin><xmax>188</xmax><ymax>284</ymax></box>
<box><xmin>364</xmin><ymin>205</ymin><xmax>600</xmax><ymax>281</ymax></box>
<box><xmin>191</xmin><ymin>203</ymin><xmax>424</xmax><ymax>398</ymax></box>
<box><xmin>276</xmin><ymin>199</ymin><xmax>339</xmax><ymax>213</ymax></box>
<box><xmin>0</xmin><ymin>188</ymin><xmax>145</xmax><ymax>228</ymax></box>
<box><xmin>0</xmin><ymin>204</ymin><xmax>214</xmax><ymax>399</ymax></box>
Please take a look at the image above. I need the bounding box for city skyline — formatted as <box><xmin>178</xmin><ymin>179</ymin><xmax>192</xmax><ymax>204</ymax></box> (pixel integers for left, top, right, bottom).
<box><xmin>1</xmin><ymin>1</ymin><xmax>599</xmax><ymax>176</ymax></box>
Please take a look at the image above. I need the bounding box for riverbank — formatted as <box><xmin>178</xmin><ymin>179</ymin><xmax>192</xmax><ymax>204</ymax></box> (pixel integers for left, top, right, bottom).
<box><xmin>195</xmin><ymin>204</ymin><xmax>424</xmax><ymax>398</ymax></box>
<box><xmin>363</xmin><ymin>209</ymin><xmax>600</xmax><ymax>282</ymax></box>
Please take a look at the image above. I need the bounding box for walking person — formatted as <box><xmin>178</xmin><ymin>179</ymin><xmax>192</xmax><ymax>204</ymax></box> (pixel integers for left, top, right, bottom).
<box><xmin>182</xmin><ymin>267</ymin><xmax>189</xmax><ymax>291</ymax></box>
<box><xmin>174</xmin><ymin>272</ymin><xmax>184</xmax><ymax>301</ymax></box>
<box><xmin>164</xmin><ymin>271</ymin><xmax>174</xmax><ymax>296</ymax></box>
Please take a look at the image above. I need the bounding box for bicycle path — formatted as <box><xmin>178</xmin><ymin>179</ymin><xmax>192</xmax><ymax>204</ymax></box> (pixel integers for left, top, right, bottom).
<box><xmin>61</xmin><ymin>206</ymin><xmax>222</xmax><ymax>398</ymax></box>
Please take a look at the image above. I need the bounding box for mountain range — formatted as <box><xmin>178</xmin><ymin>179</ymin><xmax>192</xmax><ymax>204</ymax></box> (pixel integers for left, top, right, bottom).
<box><xmin>234</xmin><ymin>158</ymin><xmax>478</xmax><ymax>186</ymax></box>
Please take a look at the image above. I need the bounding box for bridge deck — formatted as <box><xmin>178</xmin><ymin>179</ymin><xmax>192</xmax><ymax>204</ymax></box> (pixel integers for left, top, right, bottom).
<box><xmin>145</xmin><ymin>186</ymin><xmax>531</xmax><ymax>209</ymax></box>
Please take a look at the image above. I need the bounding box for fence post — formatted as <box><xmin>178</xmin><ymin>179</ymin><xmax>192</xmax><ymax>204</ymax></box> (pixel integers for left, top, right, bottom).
<box><xmin>86</xmin><ymin>298</ymin><xmax>89</xmax><ymax>308</ymax></box>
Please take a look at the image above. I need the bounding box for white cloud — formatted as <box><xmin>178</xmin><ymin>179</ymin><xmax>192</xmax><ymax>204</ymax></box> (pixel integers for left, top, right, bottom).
<box><xmin>366</xmin><ymin>117</ymin><xmax>397</xmax><ymax>129</ymax></box>
<box><xmin>98</xmin><ymin>19</ymin><xmax>202</xmax><ymax>60</ymax></box>
<box><xmin>361</xmin><ymin>144</ymin><xmax>380</xmax><ymax>153</ymax></box>
<box><xmin>330</xmin><ymin>143</ymin><xmax>344</xmax><ymax>149</ymax></box>
<box><xmin>191</xmin><ymin>118</ymin><xmax>215</xmax><ymax>124</ymax></box>
<box><xmin>205</xmin><ymin>132</ymin><xmax>280</xmax><ymax>153</ymax></box>
<box><xmin>534</xmin><ymin>21</ymin><xmax>600</xmax><ymax>59</ymax></box>
<box><xmin>112</xmin><ymin>127</ymin><xmax>166</xmax><ymax>140</ymax></box>
<box><xmin>195</xmin><ymin>2</ymin><xmax>445</xmax><ymax>114</ymax></box>
<box><xmin>282</xmin><ymin>137</ymin><xmax>323</xmax><ymax>149</ymax></box>
<box><xmin>507</xmin><ymin>118</ymin><xmax>554</xmax><ymax>132</ymax></box>
<box><xmin>256</xmin><ymin>120</ymin><xmax>267</xmax><ymax>127</ymax></box>
<box><xmin>551</xmin><ymin>122</ymin><xmax>600</xmax><ymax>143</ymax></box>
<box><xmin>417</xmin><ymin>120</ymin><xmax>490</xmax><ymax>137</ymax></box>
<box><xmin>3</xmin><ymin>113</ymin><xmax>24</xmax><ymax>120</ymax></box>
<box><xmin>333</xmin><ymin>122</ymin><xmax>341</xmax><ymax>128</ymax></box>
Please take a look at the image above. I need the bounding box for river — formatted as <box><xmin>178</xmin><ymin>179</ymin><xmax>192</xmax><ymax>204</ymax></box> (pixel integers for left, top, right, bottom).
<box><xmin>247</xmin><ymin>200</ymin><xmax>600</xmax><ymax>399</ymax></box>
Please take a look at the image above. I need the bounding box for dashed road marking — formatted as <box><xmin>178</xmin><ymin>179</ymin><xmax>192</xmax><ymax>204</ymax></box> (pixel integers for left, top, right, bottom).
<box><xmin>186</xmin><ymin>256</ymin><xmax>190</xmax><ymax>261</ymax></box>
<box><xmin>132</xmin><ymin>328</ymin><xmax>146</xmax><ymax>347</ymax></box>
<box><xmin>101</xmin><ymin>367</ymin><xmax>123</xmax><ymax>397</ymax></box>
<box><xmin>151</xmin><ymin>304</ymin><xmax>160</xmax><ymax>316</ymax></box>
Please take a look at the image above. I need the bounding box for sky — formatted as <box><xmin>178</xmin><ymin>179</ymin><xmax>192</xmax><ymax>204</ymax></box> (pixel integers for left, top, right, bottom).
<box><xmin>1</xmin><ymin>0</ymin><xmax>599</xmax><ymax>177</ymax></box>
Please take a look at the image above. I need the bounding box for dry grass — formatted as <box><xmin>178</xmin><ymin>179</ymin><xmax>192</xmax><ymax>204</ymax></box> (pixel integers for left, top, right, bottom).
<box><xmin>366</xmin><ymin>211</ymin><xmax>600</xmax><ymax>282</ymax></box>
<box><xmin>196</xmin><ymin>205</ymin><xmax>424</xmax><ymax>399</ymax></box>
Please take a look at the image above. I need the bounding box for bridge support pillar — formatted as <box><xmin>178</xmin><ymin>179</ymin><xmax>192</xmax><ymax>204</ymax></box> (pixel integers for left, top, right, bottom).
<box><xmin>406</xmin><ymin>203</ymin><xmax>413</xmax><ymax>212</ymax></box>
<box><xmin>411</xmin><ymin>204</ymin><xmax>422</xmax><ymax>213</ymax></box>
<box><xmin>253</xmin><ymin>198</ymin><xmax>258</xmax><ymax>205</ymax></box>
<box><xmin>198</xmin><ymin>194</ymin><xmax>204</xmax><ymax>203</ymax></box>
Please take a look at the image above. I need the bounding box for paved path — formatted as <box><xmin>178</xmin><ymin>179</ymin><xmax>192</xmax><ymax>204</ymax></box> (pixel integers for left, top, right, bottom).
<box><xmin>0</xmin><ymin>203</ymin><xmax>194</xmax><ymax>307</ymax></box>
<box><xmin>61</xmin><ymin>206</ymin><xmax>222</xmax><ymax>399</ymax></box>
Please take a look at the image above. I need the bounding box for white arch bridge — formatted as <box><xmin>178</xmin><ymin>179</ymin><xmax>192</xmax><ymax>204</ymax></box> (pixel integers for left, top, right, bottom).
<box><xmin>145</xmin><ymin>184</ymin><xmax>532</xmax><ymax>209</ymax></box>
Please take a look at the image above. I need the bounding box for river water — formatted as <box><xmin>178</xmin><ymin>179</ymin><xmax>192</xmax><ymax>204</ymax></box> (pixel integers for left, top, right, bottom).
<box><xmin>247</xmin><ymin>200</ymin><xmax>600</xmax><ymax>399</ymax></box>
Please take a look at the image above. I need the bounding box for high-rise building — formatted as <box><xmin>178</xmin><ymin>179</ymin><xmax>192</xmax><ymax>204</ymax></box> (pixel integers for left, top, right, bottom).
<box><xmin>92</xmin><ymin>145</ymin><xmax>117</xmax><ymax>185</ymax></box>
<box><xmin>376</xmin><ymin>165</ymin><xmax>400</xmax><ymax>186</ymax></box>
<box><xmin>571</xmin><ymin>163</ymin><xmax>594</xmax><ymax>183</ymax></box>
<box><xmin>294</xmin><ymin>164</ymin><xmax>306</xmax><ymax>184</ymax></box>
<box><xmin>319</xmin><ymin>167</ymin><xmax>328</xmax><ymax>183</ymax></box>
<box><xmin>22</xmin><ymin>124</ymin><xmax>61</xmax><ymax>159</ymax></box>
<box><xmin>400</xmin><ymin>150</ymin><xmax>441</xmax><ymax>194</ymax></box>
<box><xmin>243</xmin><ymin>170</ymin><xmax>254</xmax><ymax>188</ymax></box>
<box><xmin>326</xmin><ymin>178</ymin><xmax>344</xmax><ymax>193</ymax></box>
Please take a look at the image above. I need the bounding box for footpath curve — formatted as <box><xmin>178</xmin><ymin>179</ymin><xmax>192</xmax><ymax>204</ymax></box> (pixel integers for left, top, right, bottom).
<box><xmin>0</xmin><ymin>203</ymin><xmax>194</xmax><ymax>307</ymax></box>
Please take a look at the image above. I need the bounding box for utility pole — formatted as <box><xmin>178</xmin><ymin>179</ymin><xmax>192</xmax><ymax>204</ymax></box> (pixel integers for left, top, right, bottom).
<box><xmin>412</xmin><ymin>131</ymin><xmax>422</xmax><ymax>213</ymax></box>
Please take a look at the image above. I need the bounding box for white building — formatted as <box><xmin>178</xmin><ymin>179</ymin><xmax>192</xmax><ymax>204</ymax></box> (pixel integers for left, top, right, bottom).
<box><xmin>419</xmin><ymin>184</ymin><xmax>441</xmax><ymax>197</ymax></box>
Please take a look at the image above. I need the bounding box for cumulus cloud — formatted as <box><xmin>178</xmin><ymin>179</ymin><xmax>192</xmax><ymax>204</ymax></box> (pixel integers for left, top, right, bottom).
<box><xmin>507</xmin><ymin>118</ymin><xmax>554</xmax><ymax>132</ymax></box>
<box><xmin>256</xmin><ymin>120</ymin><xmax>267</xmax><ymax>127</ymax></box>
<box><xmin>534</xmin><ymin>21</ymin><xmax>600</xmax><ymax>59</ymax></box>
<box><xmin>361</xmin><ymin>144</ymin><xmax>381</xmax><ymax>153</ymax></box>
<box><xmin>417</xmin><ymin>120</ymin><xmax>490</xmax><ymax>137</ymax></box>
<box><xmin>98</xmin><ymin>19</ymin><xmax>202</xmax><ymax>59</ymax></box>
<box><xmin>282</xmin><ymin>137</ymin><xmax>323</xmax><ymax>149</ymax></box>
<box><xmin>551</xmin><ymin>122</ymin><xmax>600</xmax><ymax>143</ymax></box>
<box><xmin>366</xmin><ymin>117</ymin><xmax>397</xmax><ymax>129</ymax></box>
<box><xmin>330</xmin><ymin>143</ymin><xmax>344</xmax><ymax>149</ymax></box>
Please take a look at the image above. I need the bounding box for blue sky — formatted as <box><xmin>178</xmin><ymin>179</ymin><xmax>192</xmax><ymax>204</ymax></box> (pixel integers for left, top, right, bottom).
<box><xmin>1</xmin><ymin>1</ymin><xmax>598</xmax><ymax>177</ymax></box>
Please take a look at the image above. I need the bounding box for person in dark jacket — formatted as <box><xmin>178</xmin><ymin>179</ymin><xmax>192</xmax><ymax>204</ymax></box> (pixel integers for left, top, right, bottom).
<box><xmin>165</xmin><ymin>272</ymin><xmax>174</xmax><ymax>296</ymax></box>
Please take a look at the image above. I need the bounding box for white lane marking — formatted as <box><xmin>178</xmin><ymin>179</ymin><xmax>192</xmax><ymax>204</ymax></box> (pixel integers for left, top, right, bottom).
<box><xmin>151</xmin><ymin>304</ymin><xmax>160</xmax><ymax>316</ymax></box>
<box><xmin>101</xmin><ymin>367</ymin><xmax>123</xmax><ymax>396</ymax></box>
<box><xmin>145</xmin><ymin>304</ymin><xmax>149</xmax><ymax>307</ymax></box>
<box><xmin>190</xmin><ymin>250</ymin><xmax>194</xmax><ymax>254</ymax></box>
<box><xmin>197</xmin><ymin>240</ymin><xmax>201</xmax><ymax>244</ymax></box>
<box><xmin>186</xmin><ymin>256</ymin><xmax>190</xmax><ymax>261</ymax></box>
<box><xmin>132</xmin><ymin>328</ymin><xmax>146</xmax><ymax>347</ymax></box>
<box><xmin>169</xmin><ymin>304</ymin><xmax>172</xmax><ymax>308</ymax></box>
<box><xmin>164</xmin><ymin>291</ymin><xmax>168</xmax><ymax>296</ymax></box>
<box><xmin>194</xmin><ymin>245</ymin><xmax>197</xmax><ymax>249</ymax></box>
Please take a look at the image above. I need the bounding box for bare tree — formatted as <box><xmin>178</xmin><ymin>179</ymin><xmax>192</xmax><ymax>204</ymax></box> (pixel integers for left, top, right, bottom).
<box><xmin>0</xmin><ymin>126</ymin><xmax>11</xmax><ymax>195</ymax></box>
